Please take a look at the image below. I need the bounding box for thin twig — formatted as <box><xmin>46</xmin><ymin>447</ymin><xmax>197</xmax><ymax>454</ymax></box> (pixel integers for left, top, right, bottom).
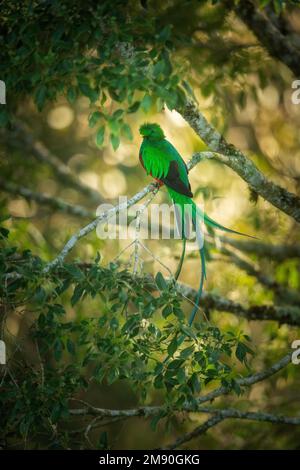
<box><xmin>163</xmin><ymin>414</ymin><xmax>225</xmax><ymax>450</ymax></box>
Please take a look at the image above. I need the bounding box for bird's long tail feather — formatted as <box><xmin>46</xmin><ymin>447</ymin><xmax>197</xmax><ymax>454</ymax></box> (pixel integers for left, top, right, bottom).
<box><xmin>168</xmin><ymin>188</ymin><xmax>254</xmax><ymax>324</ymax></box>
<box><xmin>189</xmin><ymin>202</ymin><xmax>255</xmax><ymax>323</ymax></box>
<box><xmin>201</xmin><ymin>210</ymin><xmax>257</xmax><ymax>239</ymax></box>
<box><xmin>174</xmin><ymin>238</ymin><xmax>186</xmax><ymax>281</ymax></box>
<box><xmin>188</xmin><ymin>240</ymin><xmax>206</xmax><ymax>325</ymax></box>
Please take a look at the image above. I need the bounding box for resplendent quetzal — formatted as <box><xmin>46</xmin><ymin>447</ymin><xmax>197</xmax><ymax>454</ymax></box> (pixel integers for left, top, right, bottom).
<box><xmin>139</xmin><ymin>122</ymin><xmax>251</xmax><ymax>325</ymax></box>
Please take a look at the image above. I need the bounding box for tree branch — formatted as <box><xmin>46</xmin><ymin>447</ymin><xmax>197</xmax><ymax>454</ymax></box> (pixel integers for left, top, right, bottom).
<box><xmin>163</xmin><ymin>414</ymin><xmax>225</xmax><ymax>450</ymax></box>
<box><xmin>221</xmin><ymin>237</ymin><xmax>300</xmax><ymax>261</ymax></box>
<box><xmin>218</xmin><ymin>246</ymin><xmax>300</xmax><ymax>305</ymax></box>
<box><xmin>0</xmin><ymin>177</ymin><xmax>94</xmax><ymax>218</ymax></box>
<box><xmin>69</xmin><ymin>352</ymin><xmax>292</xmax><ymax>417</ymax></box>
<box><xmin>178</xmin><ymin>282</ymin><xmax>300</xmax><ymax>326</ymax></box>
<box><xmin>42</xmin><ymin>150</ymin><xmax>210</xmax><ymax>273</ymax></box>
<box><xmin>178</xmin><ymin>111</ymin><xmax>300</xmax><ymax>223</ymax></box>
<box><xmin>164</xmin><ymin>407</ymin><xmax>300</xmax><ymax>450</ymax></box>
<box><xmin>224</xmin><ymin>0</ymin><xmax>300</xmax><ymax>76</ymax></box>
<box><xmin>12</xmin><ymin>120</ymin><xmax>104</xmax><ymax>203</ymax></box>
<box><xmin>42</xmin><ymin>183</ymin><xmax>158</xmax><ymax>274</ymax></box>
<box><xmin>201</xmin><ymin>407</ymin><xmax>300</xmax><ymax>426</ymax></box>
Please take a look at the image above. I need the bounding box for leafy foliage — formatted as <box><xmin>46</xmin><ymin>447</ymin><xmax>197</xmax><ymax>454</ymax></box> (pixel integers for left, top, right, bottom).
<box><xmin>0</xmin><ymin>222</ymin><xmax>253</xmax><ymax>447</ymax></box>
<box><xmin>2</xmin><ymin>0</ymin><xmax>295</xmax><ymax>142</ymax></box>
<box><xmin>0</xmin><ymin>0</ymin><xmax>188</xmax><ymax>148</ymax></box>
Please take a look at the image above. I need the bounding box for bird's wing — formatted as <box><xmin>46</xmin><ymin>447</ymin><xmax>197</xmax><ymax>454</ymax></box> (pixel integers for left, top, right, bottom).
<box><xmin>161</xmin><ymin>160</ymin><xmax>193</xmax><ymax>197</ymax></box>
<box><xmin>140</xmin><ymin>140</ymin><xmax>193</xmax><ymax>197</ymax></box>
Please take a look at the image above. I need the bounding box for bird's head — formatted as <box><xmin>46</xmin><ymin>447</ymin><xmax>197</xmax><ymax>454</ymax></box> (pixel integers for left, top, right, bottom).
<box><xmin>139</xmin><ymin>123</ymin><xmax>165</xmax><ymax>140</ymax></box>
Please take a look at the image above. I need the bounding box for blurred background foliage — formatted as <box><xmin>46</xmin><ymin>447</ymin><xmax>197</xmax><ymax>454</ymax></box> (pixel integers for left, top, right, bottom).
<box><xmin>0</xmin><ymin>0</ymin><xmax>300</xmax><ymax>450</ymax></box>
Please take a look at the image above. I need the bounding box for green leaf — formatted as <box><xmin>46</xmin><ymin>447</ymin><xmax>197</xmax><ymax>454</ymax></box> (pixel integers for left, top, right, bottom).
<box><xmin>110</xmin><ymin>133</ymin><xmax>120</xmax><ymax>151</ymax></box>
<box><xmin>33</xmin><ymin>286</ymin><xmax>47</xmax><ymax>304</ymax></box>
<box><xmin>235</xmin><ymin>342</ymin><xmax>253</xmax><ymax>363</ymax></box>
<box><xmin>108</xmin><ymin>119</ymin><xmax>120</xmax><ymax>134</ymax></box>
<box><xmin>190</xmin><ymin>372</ymin><xmax>200</xmax><ymax>393</ymax></box>
<box><xmin>153</xmin><ymin>373</ymin><xmax>164</xmax><ymax>389</ymax></box>
<box><xmin>167</xmin><ymin>336</ymin><xmax>178</xmax><ymax>357</ymax></box>
<box><xmin>235</xmin><ymin>343</ymin><xmax>247</xmax><ymax>362</ymax></box>
<box><xmin>0</xmin><ymin>227</ymin><xmax>9</xmax><ymax>238</ymax></box>
<box><xmin>54</xmin><ymin>339</ymin><xmax>63</xmax><ymax>361</ymax></box>
<box><xmin>176</xmin><ymin>367</ymin><xmax>186</xmax><ymax>384</ymax></box>
<box><xmin>89</xmin><ymin>111</ymin><xmax>102</xmax><ymax>128</ymax></box>
<box><xmin>180</xmin><ymin>324</ymin><xmax>196</xmax><ymax>339</ymax></box>
<box><xmin>71</xmin><ymin>284</ymin><xmax>84</xmax><ymax>306</ymax></box>
<box><xmin>153</xmin><ymin>60</ymin><xmax>165</xmax><ymax>77</ymax></box>
<box><xmin>165</xmin><ymin>91</ymin><xmax>178</xmax><ymax>111</ymax></box>
<box><xmin>141</xmin><ymin>94</ymin><xmax>152</xmax><ymax>112</ymax></box>
<box><xmin>64</xmin><ymin>264</ymin><xmax>84</xmax><ymax>281</ymax></box>
<box><xmin>35</xmin><ymin>85</ymin><xmax>47</xmax><ymax>111</ymax></box>
<box><xmin>162</xmin><ymin>305</ymin><xmax>172</xmax><ymax>318</ymax></box>
<box><xmin>243</xmin><ymin>334</ymin><xmax>252</xmax><ymax>342</ymax></box>
<box><xmin>173</xmin><ymin>307</ymin><xmax>184</xmax><ymax>320</ymax></box>
<box><xmin>155</xmin><ymin>271</ymin><xmax>167</xmax><ymax>291</ymax></box>
<box><xmin>150</xmin><ymin>411</ymin><xmax>165</xmax><ymax>431</ymax></box>
<box><xmin>95</xmin><ymin>126</ymin><xmax>105</xmax><ymax>147</ymax></box>
<box><xmin>121</xmin><ymin>123</ymin><xmax>133</xmax><ymax>140</ymax></box>
<box><xmin>158</xmin><ymin>25</ymin><xmax>171</xmax><ymax>42</ymax></box>
<box><xmin>154</xmin><ymin>363</ymin><xmax>164</xmax><ymax>375</ymax></box>
<box><xmin>67</xmin><ymin>86</ymin><xmax>77</xmax><ymax>104</ymax></box>
<box><xmin>128</xmin><ymin>101</ymin><xmax>140</xmax><ymax>113</ymax></box>
<box><xmin>110</xmin><ymin>317</ymin><xmax>119</xmax><ymax>330</ymax></box>
<box><xmin>112</xmin><ymin>109</ymin><xmax>124</xmax><ymax>119</ymax></box>
<box><xmin>180</xmin><ymin>345</ymin><xmax>194</xmax><ymax>359</ymax></box>
<box><xmin>107</xmin><ymin>367</ymin><xmax>119</xmax><ymax>385</ymax></box>
<box><xmin>66</xmin><ymin>339</ymin><xmax>75</xmax><ymax>355</ymax></box>
<box><xmin>93</xmin><ymin>365</ymin><xmax>106</xmax><ymax>383</ymax></box>
<box><xmin>78</xmin><ymin>83</ymin><xmax>98</xmax><ymax>102</ymax></box>
<box><xmin>168</xmin><ymin>359</ymin><xmax>184</xmax><ymax>370</ymax></box>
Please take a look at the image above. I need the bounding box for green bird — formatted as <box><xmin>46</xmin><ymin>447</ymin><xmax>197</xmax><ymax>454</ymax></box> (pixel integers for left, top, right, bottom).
<box><xmin>139</xmin><ymin>122</ymin><xmax>251</xmax><ymax>325</ymax></box>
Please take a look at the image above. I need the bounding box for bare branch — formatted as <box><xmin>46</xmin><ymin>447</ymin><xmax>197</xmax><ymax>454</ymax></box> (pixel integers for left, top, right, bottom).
<box><xmin>218</xmin><ymin>247</ymin><xmax>300</xmax><ymax>305</ymax></box>
<box><xmin>42</xmin><ymin>183</ymin><xmax>158</xmax><ymax>273</ymax></box>
<box><xmin>164</xmin><ymin>407</ymin><xmax>300</xmax><ymax>449</ymax></box>
<box><xmin>0</xmin><ymin>177</ymin><xmax>94</xmax><ymax>218</ymax></box>
<box><xmin>178</xmin><ymin>109</ymin><xmax>300</xmax><ymax>223</ymax></box>
<box><xmin>163</xmin><ymin>414</ymin><xmax>225</xmax><ymax>450</ymax></box>
<box><xmin>221</xmin><ymin>237</ymin><xmax>300</xmax><ymax>261</ymax></box>
<box><xmin>177</xmin><ymin>282</ymin><xmax>300</xmax><ymax>326</ymax></box>
<box><xmin>13</xmin><ymin>120</ymin><xmax>104</xmax><ymax>203</ymax></box>
<box><xmin>200</xmin><ymin>407</ymin><xmax>300</xmax><ymax>426</ymax></box>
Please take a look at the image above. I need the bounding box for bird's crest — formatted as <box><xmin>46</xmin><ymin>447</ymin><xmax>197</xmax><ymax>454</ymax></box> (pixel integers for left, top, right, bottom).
<box><xmin>139</xmin><ymin>123</ymin><xmax>165</xmax><ymax>139</ymax></box>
